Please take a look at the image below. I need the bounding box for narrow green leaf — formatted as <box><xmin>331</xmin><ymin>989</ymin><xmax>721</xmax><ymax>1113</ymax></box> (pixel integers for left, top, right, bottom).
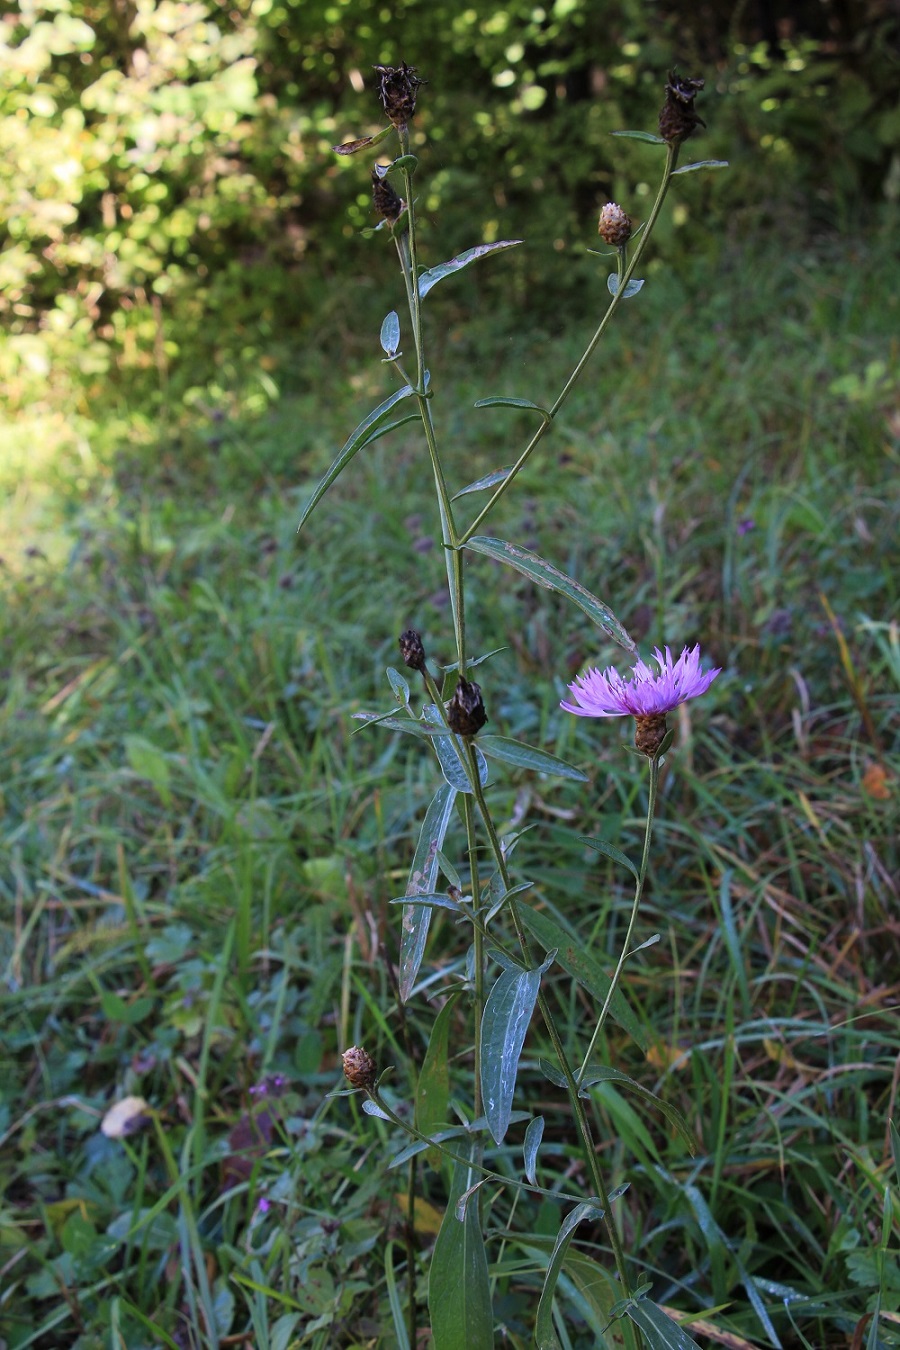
<box><xmin>441</xmin><ymin>645</ymin><xmax>508</xmax><ymax>674</ymax></box>
<box><xmin>481</xmin><ymin>955</ymin><xmax>552</xmax><ymax>1144</ymax></box>
<box><xmin>671</xmin><ymin>159</ymin><xmax>729</xmax><ymax>175</ymax></box>
<box><xmin>400</xmin><ymin>784</ymin><xmax>457</xmax><ymax>1001</ymax></box>
<box><xmin>521</xmin><ymin>905</ymin><xmax>647</xmax><ymax>1050</ymax></box>
<box><xmin>577</xmin><ymin>1066</ymin><xmax>697</xmax><ymax>1154</ymax></box>
<box><xmin>479</xmin><ymin>734</ymin><xmax>588</xmax><ymax>781</ymax></box>
<box><xmin>473</xmin><ymin>396</ymin><xmax>552</xmax><ymax>423</ymax></box>
<box><xmin>424</xmin><ymin>703</ymin><xmax>489</xmax><ymax>793</ymax></box>
<box><xmin>484</xmin><ymin>879</ymin><xmax>533</xmax><ymax>924</ymax></box>
<box><xmin>535</xmin><ymin>1203</ymin><xmax>605</xmax><ymax>1350</ymax></box>
<box><xmin>452</xmin><ymin>468</ymin><xmax>512</xmax><ymax>500</ymax></box>
<box><xmin>297</xmin><ymin>385</ymin><xmax>414</xmax><ymax>532</ymax></box>
<box><xmin>464</xmin><ymin>536</ymin><xmax>637</xmax><ymax>653</ymax></box>
<box><xmin>607</xmin><ymin>274</ymin><xmax>644</xmax><ymax>298</ymax></box>
<box><xmin>362</xmin><ymin>1098</ymin><xmax>391</xmax><ymax>1120</ymax></box>
<box><xmin>352</xmin><ymin>711</ymin><xmax>443</xmax><ymax>739</ymax></box>
<box><xmin>523</xmin><ymin>1116</ymin><xmax>544</xmax><ymax>1186</ymax></box>
<box><xmin>417</xmin><ymin>993</ymin><xmax>461</xmax><ymax>1165</ymax></box>
<box><xmin>418</xmin><ymin>240</ymin><xmax>523</xmax><ymax>299</ymax></box>
<box><xmin>386</xmin><ymin>666</ymin><xmax>410</xmax><ymax>705</ymax></box>
<box><xmin>380</xmin><ymin>310</ymin><xmax>400</xmax><ymax>356</ymax></box>
<box><xmin>575</xmin><ymin>834</ymin><xmax>640</xmax><ymax>881</ymax></box>
<box><xmin>611</xmin><ymin>129</ymin><xmax>665</xmax><ymax>144</ymax></box>
<box><xmin>353</xmin><ymin>412</ymin><xmax>419</xmax><ymax>445</ymax></box>
<box><xmin>429</xmin><ymin>1154</ymin><xmax>494</xmax><ymax>1350</ymax></box>
<box><xmin>390</xmin><ymin>892</ymin><xmax>465</xmax><ymax>913</ymax></box>
<box><xmin>384</xmin><ymin>1242</ymin><xmax>412</xmax><ymax>1350</ymax></box>
<box><xmin>625</xmin><ymin>1298</ymin><xmax>705</xmax><ymax>1349</ymax></box>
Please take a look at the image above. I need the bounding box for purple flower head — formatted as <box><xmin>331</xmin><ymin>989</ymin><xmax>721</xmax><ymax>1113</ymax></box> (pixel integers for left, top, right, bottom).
<box><xmin>562</xmin><ymin>645</ymin><xmax>721</xmax><ymax>720</ymax></box>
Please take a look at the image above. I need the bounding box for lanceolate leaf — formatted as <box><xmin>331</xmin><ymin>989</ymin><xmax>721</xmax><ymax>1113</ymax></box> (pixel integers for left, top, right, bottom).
<box><xmin>521</xmin><ymin>905</ymin><xmax>647</xmax><ymax>1050</ymax></box>
<box><xmin>478</xmin><ymin>735</ymin><xmax>588</xmax><ymax>782</ymax></box>
<box><xmin>624</xmin><ymin>1298</ymin><xmax>705</xmax><ymax>1349</ymax></box>
<box><xmin>671</xmin><ymin>159</ymin><xmax>729</xmax><ymax>175</ymax></box>
<box><xmin>607</xmin><ymin>274</ymin><xmax>644</xmax><ymax>298</ymax></box>
<box><xmin>429</xmin><ymin>1155</ymin><xmax>493</xmax><ymax>1350</ymax></box>
<box><xmin>473</xmin><ymin>396</ymin><xmax>552</xmax><ymax>423</ymax></box>
<box><xmin>464</xmin><ymin>537</ymin><xmax>637</xmax><ymax>653</ymax></box>
<box><xmin>332</xmin><ymin>126</ymin><xmax>392</xmax><ymax>154</ymax></box>
<box><xmin>452</xmin><ymin>468</ymin><xmax>512</xmax><ymax>500</ymax></box>
<box><xmin>481</xmin><ymin>954</ymin><xmax>553</xmax><ymax>1144</ymax></box>
<box><xmin>418</xmin><ymin>240</ymin><xmax>523</xmax><ymax>299</ymax></box>
<box><xmin>416</xmin><ymin>993</ymin><xmax>461</xmax><ymax>1165</ymax></box>
<box><xmin>399</xmin><ymin>784</ymin><xmax>457</xmax><ymax>1001</ymax></box>
<box><xmin>523</xmin><ymin>1116</ymin><xmax>545</xmax><ymax>1186</ymax></box>
<box><xmin>577</xmin><ymin>1066</ymin><xmax>697</xmax><ymax>1154</ymax></box>
<box><xmin>611</xmin><ymin>129</ymin><xmax>665</xmax><ymax>144</ymax></box>
<box><xmin>535</xmin><ymin>1203</ymin><xmax>605</xmax><ymax>1350</ymax></box>
<box><xmin>380</xmin><ymin>310</ymin><xmax>400</xmax><ymax>356</ymax></box>
<box><xmin>574</xmin><ymin>833</ymin><xmax>640</xmax><ymax>881</ymax></box>
<box><xmin>297</xmin><ymin>385</ymin><xmax>414</xmax><ymax>532</ymax></box>
<box><xmin>423</xmin><ymin>703</ymin><xmax>489</xmax><ymax>794</ymax></box>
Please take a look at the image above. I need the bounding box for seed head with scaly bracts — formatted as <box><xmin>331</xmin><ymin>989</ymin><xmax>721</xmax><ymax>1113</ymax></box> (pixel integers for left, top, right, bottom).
<box><xmin>373</xmin><ymin>62</ymin><xmax>425</xmax><ymax>130</ymax></box>
<box><xmin>598</xmin><ymin>203</ymin><xmax>632</xmax><ymax>247</ymax></box>
<box><xmin>342</xmin><ymin>1046</ymin><xmax>377</xmax><ymax>1090</ymax></box>
<box><xmin>658</xmin><ymin>71</ymin><xmax>706</xmax><ymax>145</ymax></box>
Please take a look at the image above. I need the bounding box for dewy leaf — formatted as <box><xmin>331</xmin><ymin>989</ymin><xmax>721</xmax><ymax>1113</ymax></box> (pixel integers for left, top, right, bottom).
<box><xmin>481</xmin><ymin>954</ymin><xmax>552</xmax><ymax>1144</ymax></box>
<box><xmin>523</xmin><ymin>1115</ymin><xmax>544</xmax><ymax>1186</ymax></box>
<box><xmin>624</xmin><ymin>1297</ymin><xmax>705</xmax><ymax>1349</ymax></box>
<box><xmin>297</xmin><ymin>385</ymin><xmax>414</xmax><ymax>532</ymax></box>
<box><xmin>380</xmin><ymin>310</ymin><xmax>400</xmax><ymax>356</ymax></box>
<box><xmin>521</xmin><ymin>905</ymin><xmax>647</xmax><ymax>1050</ymax></box>
<box><xmin>577</xmin><ymin>1066</ymin><xmax>697</xmax><ymax>1154</ymax></box>
<box><xmin>399</xmin><ymin>783</ymin><xmax>457</xmax><ymax>1001</ymax></box>
<box><xmin>535</xmin><ymin>1203</ymin><xmax>605</xmax><ymax>1350</ymax></box>
<box><xmin>452</xmin><ymin>468</ymin><xmax>513</xmax><ymax>501</ymax></box>
<box><xmin>611</xmin><ymin>129</ymin><xmax>666</xmax><ymax>144</ymax></box>
<box><xmin>429</xmin><ymin>1153</ymin><xmax>493</xmax><ymax>1350</ymax></box>
<box><xmin>473</xmin><ymin>396</ymin><xmax>552</xmax><ymax>423</ymax></box>
<box><xmin>671</xmin><ymin>159</ymin><xmax>729</xmax><ymax>175</ymax></box>
<box><xmin>479</xmin><ymin>735</ymin><xmax>588</xmax><ymax>782</ymax></box>
<box><xmin>332</xmin><ymin>126</ymin><xmax>392</xmax><ymax>154</ymax></box>
<box><xmin>607</xmin><ymin>274</ymin><xmax>645</xmax><ymax>298</ymax></box>
<box><xmin>418</xmin><ymin>240</ymin><xmax>523</xmax><ymax>299</ymax></box>
<box><xmin>464</xmin><ymin>537</ymin><xmax>637</xmax><ymax>654</ymax></box>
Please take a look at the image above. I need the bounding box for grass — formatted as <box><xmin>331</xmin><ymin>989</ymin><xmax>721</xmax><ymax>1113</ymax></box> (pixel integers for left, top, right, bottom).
<box><xmin>1</xmin><ymin>225</ymin><xmax>899</xmax><ymax>1349</ymax></box>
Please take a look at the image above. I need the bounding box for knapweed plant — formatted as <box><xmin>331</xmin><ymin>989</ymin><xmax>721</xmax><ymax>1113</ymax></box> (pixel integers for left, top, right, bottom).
<box><xmin>304</xmin><ymin>64</ymin><xmax>727</xmax><ymax>1349</ymax></box>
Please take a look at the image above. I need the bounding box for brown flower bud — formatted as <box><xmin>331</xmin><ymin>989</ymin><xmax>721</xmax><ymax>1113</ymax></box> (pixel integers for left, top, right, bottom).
<box><xmin>342</xmin><ymin>1046</ymin><xmax>377</xmax><ymax>1090</ymax></box>
<box><xmin>372</xmin><ymin>169</ymin><xmax>404</xmax><ymax>223</ymax></box>
<box><xmin>373</xmin><ymin>62</ymin><xmax>425</xmax><ymax>130</ymax></box>
<box><xmin>399</xmin><ymin>629</ymin><xmax>427</xmax><ymax>673</ymax></box>
<box><xmin>447</xmin><ymin>678</ymin><xmax>487</xmax><ymax>737</ymax></box>
<box><xmin>658</xmin><ymin>71</ymin><xmax>706</xmax><ymax>145</ymax></box>
<box><xmin>598</xmin><ymin>202</ymin><xmax>632</xmax><ymax>247</ymax></box>
<box><xmin>633</xmin><ymin>713</ymin><xmax>668</xmax><ymax>758</ymax></box>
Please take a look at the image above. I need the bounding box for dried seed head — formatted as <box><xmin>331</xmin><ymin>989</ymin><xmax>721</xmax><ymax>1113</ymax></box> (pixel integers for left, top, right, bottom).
<box><xmin>342</xmin><ymin>1046</ymin><xmax>377</xmax><ymax>1090</ymax></box>
<box><xmin>399</xmin><ymin>629</ymin><xmax>427</xmax><ymax>673</ymax></box>
<box><xmin>372</xmin><ymin>169</ymin><xmax>404</xmax><ymax>223</ymax></box>
<box><xmin>373</xmin><ymin>62</ymin><xmax>425</xmax><ymax>129</ymax></box>
<box><xmin>447</xmin><ymin>678</ymin><xmax>487</xmax><ymax>737</ymax></box>
<box><xmin>598</xmin><ymin>202</ymin><xmax>632</xmax><ymax>247</ymax></box>
<box><xmin>658</xmin><ymin>70</ymin><xmax>706</xmax><ymax>145</ymax></box>
<box><xmin>633</xmin><ymin>712</ymin><xmax>669</xmax><ymax>758</ymax></box>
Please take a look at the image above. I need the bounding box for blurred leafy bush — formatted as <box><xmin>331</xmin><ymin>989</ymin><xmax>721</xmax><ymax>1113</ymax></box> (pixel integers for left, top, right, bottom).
<box><xmin>1</xmin><ymin>0</ymin><xmax>897</xmax><ymax>418</ymax></box>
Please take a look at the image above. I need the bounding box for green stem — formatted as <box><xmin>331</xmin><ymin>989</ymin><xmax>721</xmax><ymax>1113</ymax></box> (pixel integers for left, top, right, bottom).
<box><xmin>458</xmin><ymin>141</ymin><xmax>679</xmax><ymax>545</ymax></box>
<box><xmin>463</xmin><ymin>793</ymin><xmax>485</xmax><ymax>1118</ymax></box>
<box><xmin>578</xmin><ymin>755</ymin><xmax>661</xmax><ymax>1082</ymax></box>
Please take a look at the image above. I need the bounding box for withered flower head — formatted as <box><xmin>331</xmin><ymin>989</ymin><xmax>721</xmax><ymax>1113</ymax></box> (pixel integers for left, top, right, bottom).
<box><xmin>373</xmin><ymin>62</ymin><xmax>425</xmax><ymax>129</ymax></box>
<box><xmin>371</xmin><ymin>169</ymin><xmax>404</xmax><ymax>224</ymax></box>
<box><xmin>342</xmin><ymin>1046</ymin><xmax>377</xmax><ymax>1090</ymax></box>
<box><xmin>447</xmin><ymin>677</ymin><xmax>487</xmax><ymax>737</ymax></box>
<box><xmin>399</xmin><ymin>629</ymin><xmax>427</xmax><ymax>673</ymax></box>
<box><xmin>598</xmin><ymin>202</ymin><xmax>632</xmax><ymax>247</ymax></box>
<box><xmin>658</xmin><ymin>71</ymin><xmax>706</xmax><ymax>145</ymax></box>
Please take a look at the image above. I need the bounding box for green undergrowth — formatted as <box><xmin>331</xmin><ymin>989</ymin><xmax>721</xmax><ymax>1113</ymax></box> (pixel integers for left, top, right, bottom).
<box><xmin>1</xmin><ymin>232</ymin><xmax>898</xmax><ymax>1348</ymax></box>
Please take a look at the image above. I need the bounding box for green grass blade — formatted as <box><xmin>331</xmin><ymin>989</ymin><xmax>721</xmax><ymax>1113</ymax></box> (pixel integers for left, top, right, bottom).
<box><xmin>429</xmin><ymin>1154</ymin><xmax>494</xmax><ymax>1349</ymax></box>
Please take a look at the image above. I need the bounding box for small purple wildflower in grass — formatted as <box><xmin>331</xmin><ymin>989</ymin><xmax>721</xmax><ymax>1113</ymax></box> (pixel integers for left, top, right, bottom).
<box><xmin>562</xmin><ymin>645</ymin><xmax>721</xmax><ymax>757</ymax></box>
<box><xmin>737</xmin><ymin>517</ymin><xmax>756</xmax><ymax>535</ymax></box>
<box><xmin>257</xmin><ymin>1197</ymin><xmax>272</xmax><ymax>1214</ymax></box>
<box><xmin>562</xmin><ymin>645</ymin><xmax>720</xmax><ymax>719</ymax></box>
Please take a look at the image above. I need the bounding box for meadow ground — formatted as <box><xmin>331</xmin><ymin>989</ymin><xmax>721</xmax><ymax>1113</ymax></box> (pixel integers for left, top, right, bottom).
<box><xmin>1</xmin><ymin>227</ymin><xmax>898</xmax><ymax>1348</ymax></box>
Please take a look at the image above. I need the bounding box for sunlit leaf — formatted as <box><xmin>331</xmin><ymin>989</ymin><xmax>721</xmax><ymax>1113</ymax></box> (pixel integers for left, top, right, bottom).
<box><xmin>380</xmin><ymin>310</ymin><xmax>400</xmax><ymax>356</ymax></box>
<box><xmin>671</xmin><ymin>159</ymin><xmax>729</xmax><ymax>175</ymax></box>
<box><xmin>464</xmin><ymin>536</ymin><xmax>637</xmax><ymax>653</ymax></box>
<box><xmin>418</xmin><ymin>240</ymin><xmax>523</xmax><ymax>299</ymax></box>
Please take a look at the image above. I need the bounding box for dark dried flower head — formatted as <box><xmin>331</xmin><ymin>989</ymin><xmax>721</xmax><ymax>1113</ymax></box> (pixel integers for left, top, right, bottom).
<box><xmin>399</xmin><ymin>629</ymin><xmax>427</xmax><ymax>673</ymax></box>
<box><xmin>372</xmin><ymin>169</ymin><xmax>404</xmax><ymax>223</ymax></box>
<box><xmin>342</xmin><ymin>1045</ymin><xmax>377</xmax><ymax>1090</ymax></box>
<box><xmin>598</xmin><ymin>202</ymin><xmax>632</xmax><ymax>247</ymax></box>
<box><xmin>447</xmin><ymin>677</ymin><xmax>487</xmax><ymax>737</ymax></box>
<box><xmin>658</xmin><ymin>70</ymin><xmax>706</xmax><ymax>145</ymax></box>
<box><xmin>373</xmin><ymin>62</ymin><xmax>425</xmax><ymax>129</ymax></box>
